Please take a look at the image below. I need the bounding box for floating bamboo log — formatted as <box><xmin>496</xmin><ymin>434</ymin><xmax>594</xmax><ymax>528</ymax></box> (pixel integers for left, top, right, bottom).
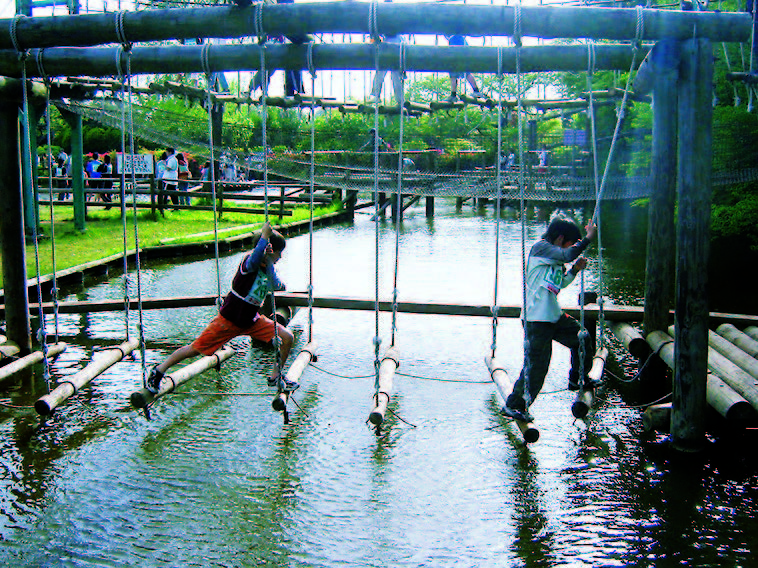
<box><xmin>647</xmin><ymin>331</ymin><xmax>755</xmax><ymax>422</ymax></box>
<box><xmin>745</xmin><ymin>326</ymin><xmax>758</xmax><ymax>343</ymax></box>
<box><xmin>272</xmin><ymin>341</ymin><xmax>317</xmax><ymax>412</ymax></box>
<box><xmin>35</xmin><ymin>339</ymin><xmax>138</xmax><ymax>416</ymax></box>
<box><xmin>571</xmin><ymin>346</ymin><xmax>609</xmax><ymax>419</ymax></box>
<box><xmin>706</xmin><ymin>328</ymin><xmax>758</xmax><ymax>381</ymax></box>
<box><xmin>0</xmin><ymin>3</ymin><xmax>748</xmax><ymax>50</ymax></box>
<box><xmin>0</xmin><ymin>342</ymin><xmax>66</xmax><ymax>382</ymax></box>
<box><xmin>608</xmin><ymin>321</ymin><xmax>651</xmax><ymax>359</ymax></box>
<box><xmin>716</xmin><ymin>323</ymin><xmax>758</xmax><ymax>359</ymax></box>
<box><xmin>368</xmin><ymin>347</ymin><xmax>400</xmax><ymax>426</ymax></box>
<box><xmin>642</xmin><ymin>402</ymin><xmax>672</xmax><ymax>433</ymax></box>
<box><xmin>129</xmin><ymin>346</ymin><xmax>234</xmax><ymax>409</ymax></box>
<box><xmin>485</xmin><ymin>356</ymin><xmax>539</xmax><ymax>443</ymax></box>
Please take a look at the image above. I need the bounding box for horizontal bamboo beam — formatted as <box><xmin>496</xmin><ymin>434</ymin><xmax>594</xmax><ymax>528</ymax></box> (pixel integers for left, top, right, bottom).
<box><xmin>608</xmin><ymin>321</ymin><xmax>651</xmax><ymax>359</ymax></box>
<box><xmin>707</xmin><ymin>328</ymin><xmax>758</xmax><ymax>381</ymax></box>
<box><xmin>130</xmin><ymin>346</ymin><xmax>234</xmax><ymax>409</ymax></box>
<box><xmin>272</xmin><ymin>340</ymin><xmax>317</xmax><ymax>412</ymax></box>
<box><xmin>647</xmin><ymin>331</ymin><xmax>754</xmax><ymax>422</ymax></box>
<box><xmin>0</xmin><ymin>341</ymin><xmax>20</xmax><ymax>362</ymax></box>
<box><xmin>8</xmin><ymin>294</ymin><xmax>758</xmax><ymax>327</ymax></box>
<box><xmin>35</xmin><ymin>339</ymin><xmax>138</xmax><ymax>416</ymax></box>
<box><xmin>486</xmin><ymin>355</ymin><xmax>539</xmax><ymax>443</ymax></box>
<box><xmin>0</xmin><ymin>43</ymin><xmax>650</xmax><ymax>79</ymax></box>
<box><xmin>0</xmin><ymin>342</ymin><xmax>66</xmax><ymax>382</ymax></box>
<box><xmin>0</xmin><ymin>4</ymin><xmax>748</xmax><ymax>50</ymax></box>
<box><xmin>368</xmin><ymin>347</ymin><xmax>399</xmax><ymax>426</ymax></box>
<box><xmin>571</xmin><ymin>346</ymin><xmax>608</xmax><ymax>419</ymax></box>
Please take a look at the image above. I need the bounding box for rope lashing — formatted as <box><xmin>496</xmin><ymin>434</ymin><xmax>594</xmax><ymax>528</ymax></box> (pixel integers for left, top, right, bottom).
<box><xmin>253</xmin><ymin>1</ymin><xmax>265</xmax><ymax>42</ymax></box>
<box><xmin>114</xmin><ymin>10</ymin><xmax>131</xmax><ymax>49</ymax></box>
<box><xmin>634</xmin><ymin>5</ymin><xmax>645</xmax><ymax>50</ymax></box>
<box><xmin>368</xmin><ymin>0</ymin><xmax>380</xmax><ymax>42</ymax></box>
<box><xmin>10</xmin><ymin>14</ymin><xmax>25</xmax><ymax>55</ymax></box>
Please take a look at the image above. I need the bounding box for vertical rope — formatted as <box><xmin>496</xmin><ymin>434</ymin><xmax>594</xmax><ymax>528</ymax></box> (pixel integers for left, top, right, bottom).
<box><xmin>390</xmin><ymin>41</ymin><xmax>406</xmax><ymax>347</ymax></box>
<box><xmin>37</xmin><ymin>49</ymin><xmax>60</xmax><ymax>343</ymax></box>
<box><xmin>202</xmin><ymin>42</ymin><xmax>223</xmax><ymax>304</ymax></box>
<box><xmin>491</xmin><ymin>46</ymin><xmax>504</xmax><ymax>359</ymax></box>
<box><xmin>371</xmin><ymin>6</ymin><xmax>382</xmax><ymax>391</ymax></box>
<box><xmin>116</xmin><ymin>45</ymin><xmax>131</xmax><ymax>343</ymax></box>
<box><xmin>307</xmin><ymin>41</ymin><xmax>317</xmax><ymax>344</ymax></box>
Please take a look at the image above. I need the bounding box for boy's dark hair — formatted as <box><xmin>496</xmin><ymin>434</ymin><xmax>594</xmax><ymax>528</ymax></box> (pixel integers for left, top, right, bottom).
<box><xmin>252</xmin><ymin>229</ymin><xmax>286</xmax><ymax>252</ymax></box>
<box><xmin>543</xmin><ymin>218</ymin><xmax>581</xmax><ymax>244</ymax></box>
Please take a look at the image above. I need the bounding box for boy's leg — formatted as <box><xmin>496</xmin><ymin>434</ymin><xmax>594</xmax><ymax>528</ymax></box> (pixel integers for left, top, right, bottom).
<box><xmin>506</xmin><ymin>321</ymin><xmax>554</xmax><ymax>410</ymax></box>
<box><xmin>246</xmin><ymin>315</ymin><xmax>295</xmax><ymax>389</ymax></box>
<box><xmin>553</xmin><ymin>314</ymin><xmax>596</xmax><ymax>388</ymax></box>
<box><xmin>155</xmin><ymin>344</ymin><xmax>201</xmax><ymax>374</ymax></box>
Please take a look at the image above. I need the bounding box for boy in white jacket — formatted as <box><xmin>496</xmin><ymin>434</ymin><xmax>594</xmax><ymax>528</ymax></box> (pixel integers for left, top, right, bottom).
<box><xmin>503</xmin><ymin>217</ymin><xmax>599</xmax><ymax>422</ymax></box>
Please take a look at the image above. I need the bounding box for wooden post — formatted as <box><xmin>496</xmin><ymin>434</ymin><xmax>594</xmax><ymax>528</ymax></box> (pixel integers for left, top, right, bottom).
<box><xmin>571</xmin><ymin>346</ymin><xmax>608</xmax><ymax>419</ymax></box>
<box><xmin>671</xmin><ymin>38</ymin><xmax>713</xmax><ymax>452</ymax></box>
<box><xmin>0</xmin><ymin>342</ymin><xmax>66</xmax><ymax>382</ymax></box>
<box><xmin>0</xmin><ymin>100</ymin><xmax>31</xmax><ymax>353</ymax></box>
<box><xmin>485</xmin><ymin>356</ymin><xmax>539</xmax><ymax>443</ymax></box>
<box><xmin>35</xmin><ymin>339</ymin><xmax>138</xmax><ymax>415</ymax></box>
<box><xmin>644</xmin><ymin>40</ymin><xmax>679</xmax><ymax>337</ymax></box>
<box><xmin>368</xmin><ymin>347</ymin><xmax>399</xmax><ymax>426</ymax></box>
<box><xmin>60</xmin><ymin>109</ymin><xmax>85</xmax><ymax>231</ymax></box>
<box><xmin>272</xmin><ymin>341</ymin><xmax>317</xmax><ymax>412</ymax></box>
<box><xmin>130</xmin><ymin>347</ymin><xmax>234</xmax><ymax>409</ymax></box>
<box><xmin>425</xmin><ymin>195</ymin><xmax>434</xmax><ymax>217</ymax></box>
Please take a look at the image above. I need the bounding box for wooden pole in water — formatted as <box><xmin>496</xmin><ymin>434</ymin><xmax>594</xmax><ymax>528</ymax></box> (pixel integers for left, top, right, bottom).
<box><xmin>571</xmin><ymin>346</ymin><xmax>608</xmax><ymax>419</ymax></box>
<box><xmin>485</xmin><ymin>356</ymin><xmax>539</xmax><ymax>443</ymax></box>
<box><xmin>130</xmin><ymin>346</ymin><xmax>234</xmax><ymax>409</ymax></box>
<box><xmin>0</xmin><ymin>100</ymin><xmax>31</xmax><ymax>353</ymax></box>
<box><xmin>0</xmin><ymin>342</ymin><xmax>66</xmax><ymax>382</ymax></box>
<box><xmin>647</xmin><ymin>331</ymin><xmax>755</xmax><ymax>423</ymax></box>
<box><xmin>35</xmin><ymin>339</ymin><xmax>139</xmax><ymax>416</ymax></box>
<box><xmin>272</xmin><ymin>341</ymin><xmax>317</xmax><ymax>412</ymax></box>
<box><xmin>716</xmin><ymin>323</ymin><xmax>758</xmax><ymax>359</ymax></box>
<box><xmin>671</xmin><ymin>37</ymin><xmax>713</xmax><ymax>452</ymax></box>
<box><xmin>368</xmin><ymin>347</ymin><xmax>400</xmax><ymax>427</ymax></box>
<box><xmin>643</xmin><ymin>40</ymin><xmax>679</xmax><ymax>337</ymax></box>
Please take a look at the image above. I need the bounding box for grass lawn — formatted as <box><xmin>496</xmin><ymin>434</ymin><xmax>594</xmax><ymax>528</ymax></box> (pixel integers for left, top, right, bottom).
<box><xmin>0</xmin><ymin>202</ymin><xmax>341</xmax><ymax>290</ymax></box>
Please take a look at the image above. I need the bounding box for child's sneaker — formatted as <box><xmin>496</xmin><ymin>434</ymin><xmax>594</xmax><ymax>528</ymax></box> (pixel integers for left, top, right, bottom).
<box><xmin>146</xmin><ymin>366</ymin><xmax>163</xmax><ymax>394</ymax></box>
<box><xmin>568</xmin><ymin>375</ymin><xmax>603</xmax><ymax>391</ymax></box>
<box><xmin>501</xmin><ymin>405</ymin><xmax>533</xmax><ymax>423</ymax></box>
<box><xmin>267</xmin><ymin>373</ymin><xmax>282</xmax><ymax>388</ymax></box>
<box><xmin>279</xmin><ymin>376</ymin><xmax>300</xmax><ymax>393</ymax></box>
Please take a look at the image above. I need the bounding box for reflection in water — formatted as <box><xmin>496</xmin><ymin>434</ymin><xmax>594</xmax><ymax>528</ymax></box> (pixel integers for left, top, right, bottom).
<box><xmin>1</xmin><ymin>201</ymin><xmax>758</xmax><ymax>566</ymax></box>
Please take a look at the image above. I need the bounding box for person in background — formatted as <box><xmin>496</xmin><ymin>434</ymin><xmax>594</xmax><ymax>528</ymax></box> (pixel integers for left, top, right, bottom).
<box><xmin>501</xmin><ymin>217</ymin><xmax>600</xmax><ymax>423</ymax></box>
<box><xmin>446</xmin><ymin>35</ymin><xmax>484</xmax><ymax>101</ymax></box>
<box><xmin>97</xmin><ymin>154</ymin><xmax>114</xmax><ymax>210</ymax></box>
<box><xmin>163</xmin><ymin>147</ymin><xmax>179</xmax><ymax>209</ymax></box>
<box><xmin>177</xmin><ymin>153</ymin><xmax>191</xmax><ymax>206</ymax></box>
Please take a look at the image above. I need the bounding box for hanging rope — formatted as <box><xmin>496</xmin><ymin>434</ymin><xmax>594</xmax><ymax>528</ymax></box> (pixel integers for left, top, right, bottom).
<box><xmin>490</xmin><ymin>46</ymin><xmax>505</xmax><ymax>359</ymax></box>
<box><xmin>371</xmin><ymin>3</ymin><xmax>382</xmax><ymax>392</ymax></box>
<box><xmin>307</xmin><ymin>41</ymin><xmax>317</xmax><ymax>344</ymax></box>
<box><xmin>116</xmin><ymin>45</ymin><xmax>132</xmax><ymax>343</ymax></box>
<box><xmin>202</xmin><ymin>42</ymin><xmax>223</xmax><ymax>304</ymax></box>
<box><xmin>390</xmin><ymin>41</ymin><xmax>406</xmax><ymax>347</ymax></box>
<box><xmin>37</xmin><ymin>49</ymin><xmax>60</xmax><ymax>343</ymax></box>
<box><xmin>123</xmin><ymin>47</ymin><xmax>148</xmax><ymax>388</ymax></box>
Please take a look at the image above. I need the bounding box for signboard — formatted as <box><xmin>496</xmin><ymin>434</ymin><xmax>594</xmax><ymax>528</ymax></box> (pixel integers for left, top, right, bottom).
<box><xmin>563</xmin><ymin>129</ymin><xmax>587</xmax><ymax>147</ymax></box>
<box><xmin>117</xmin><ymin>153</ymin><xmax>154</xmax><ymax>175</ymax></box>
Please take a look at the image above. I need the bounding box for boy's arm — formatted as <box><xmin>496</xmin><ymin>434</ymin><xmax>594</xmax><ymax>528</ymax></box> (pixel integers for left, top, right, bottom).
<box><xmin>242</xmin><ymin>233</ymin><xmax>270</xmax><ymax>272</ymax></box>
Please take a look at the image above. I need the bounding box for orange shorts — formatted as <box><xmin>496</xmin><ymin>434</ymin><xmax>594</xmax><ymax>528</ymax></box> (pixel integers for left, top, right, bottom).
<box><xmin>192</xmin><ymin>313</ymin><xmax>276</xmax><ymax>355</ymax></box>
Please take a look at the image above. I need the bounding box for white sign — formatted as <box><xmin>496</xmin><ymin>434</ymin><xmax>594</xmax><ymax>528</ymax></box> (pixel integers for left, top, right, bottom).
<box><xmin>117</xmin><ymin>153</ymin><xmax>154</xmax><ymax>175</ymax></box>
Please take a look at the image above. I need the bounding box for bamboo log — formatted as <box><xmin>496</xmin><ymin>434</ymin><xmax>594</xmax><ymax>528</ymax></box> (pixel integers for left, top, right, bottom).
<box><xmin>717</xmin><ymin>323</ymin><xmax>758</xmax><ymax>358</ymax></box>
<box><xmin>36</xmin><ymin>339</ymin><xmax>138</xmax><ymax>415</ymax></box>
<box><xmin>0</xmin><ymin>4</ymin><xmax>748</xmax><ymax>50</ymax></box>
<box><xmin>608</xmin><ymin>321</ymin><xmax>651</xmax><ymax>359</ymax></box>
<box><xmin>707</xmin><ymin>328</ymin><xmax>758</xmax><ymax>381</ymax></box>
<box><xmin>368</xmin><ymin>347</ymin><xmax>400</xmax><ymax>426</ymax></box>
<box><xmin>571</xmin><ymin>346</ymin><xmax>608</xmax><ymax>419</ymax></box>
<box><xmin>272</xmin><ymin>341</ymin><xmax>317</xmax><ymax>412</ymax></box>
<box><xmin>642</xmin><ymin>403</ymin><xmax>672</xmax><ymax>433</ymax></box>
<box><xmin>129</xmin><ymin>346</ymin><xmax>234</xmax><ymax>409</ymax></box>
<box><xmin>0</xmin><ymin>342</ymin><xmax>66</xmax><ymax>382</ymax></box>
<box><xmin>0</xmin><ymin>341</ymin><xmax>20</xmax><ymax>362</ymax></box>
<box><xmin>647</xmin><ymin>331</ymin><xmax>755</xmax><ymax>422</ymax></box>
<box><xmin>485</xmin><ymin>356</ymin><xmax>539</xmax><ymax>443</ymax></box>
<box><xmin>746</xmin><ymin>326</ymin><xmax>758</xmax><ymax>342</ymax></box>
<box><xmin>0</xmin><ymin>43</ymin><xmax>655</xmax><ymax>79</ymax></box>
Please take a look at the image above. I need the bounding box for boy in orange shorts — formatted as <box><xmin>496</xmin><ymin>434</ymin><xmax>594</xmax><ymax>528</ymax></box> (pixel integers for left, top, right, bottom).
<box><xmin>146</xmin><ymin>221</ymin><xmax>295</xmax><ymax>393</ymax></box>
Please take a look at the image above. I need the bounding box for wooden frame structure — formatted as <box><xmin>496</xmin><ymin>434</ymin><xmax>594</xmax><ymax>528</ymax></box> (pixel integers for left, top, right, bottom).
<box><xmin>0</xmin><ymin>2</ymin><xmax>751</xmax><ymax>448</ymax></box>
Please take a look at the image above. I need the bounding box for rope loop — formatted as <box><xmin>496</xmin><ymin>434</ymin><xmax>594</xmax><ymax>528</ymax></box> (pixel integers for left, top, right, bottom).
<box><xmin>634</xmin><ymin>5</ymin><xmax>645</xmax><ymax>50</ymax></box>
<box><xmin>35</xmin><ymin>48</ymin><xmax>49</xmax><ymax>84</ymax></box>
<box><xmin>10</xmin><ymin>14</ymin><xmax>26</xmax><ymax>57</ymax></box>
<box><xmin>307</xmin><ymin>40</ymin><xmax>317</xmax><ymax>78</ymax></box>
<box><xmin>368</xmin><ymin>0</ymin><xmax>380</xmax><ymax>42</ymax></box>
<box><xmin>201</xmin><ymin>42</ymin><xmax>213</xmax><ymax>77</ymax></box>
<box><xmin>114</xmin><ymin>10</ymin><xmax>131</xmax><ymax>49</ymax></box>
<box><xmin>115</xmin><ymin>45</ymin><xmax>125</xmax><ymax>79</ymax></box>
<box><xmin>513</xmin><ymin>3</ymin><xmax>523</xmax><ymax>48</ymax></box>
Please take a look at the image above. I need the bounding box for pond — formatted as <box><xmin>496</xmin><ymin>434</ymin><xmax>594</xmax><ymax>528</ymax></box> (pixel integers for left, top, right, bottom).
<box><xmin>1</xmin><ymin>199</ymin><xmax>757</xmax><ymax>567</ymax></box>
